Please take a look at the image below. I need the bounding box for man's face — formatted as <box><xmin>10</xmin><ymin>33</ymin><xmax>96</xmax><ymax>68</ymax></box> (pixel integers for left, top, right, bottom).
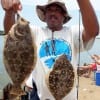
<box><xmin>45</xmin><ymin>4</ymin><xmax>65</xmax><ymax>31</ymax></box>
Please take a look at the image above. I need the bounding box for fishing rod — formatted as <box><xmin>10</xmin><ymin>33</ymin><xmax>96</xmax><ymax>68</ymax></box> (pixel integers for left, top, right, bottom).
<box><xmin>77</xmin><ymin>9</ymin><xmax>81</xmax><ymax>100</ymax></box>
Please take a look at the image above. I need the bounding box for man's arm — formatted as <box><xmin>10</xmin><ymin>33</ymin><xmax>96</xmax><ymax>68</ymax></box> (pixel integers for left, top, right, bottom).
<box><xmin>77</xmin><ymin>0</ymin><xmax>99</xmax><ymax>43</ymax></box>
<box><xmin>1</xmin><ymin>0</ymin><xmax>22</xmax><ymax>34</ymax></box>
<box><xmin>4</xmin><ymin>10</ymin><xmax>16</xmax><ymax>34</ymax></box>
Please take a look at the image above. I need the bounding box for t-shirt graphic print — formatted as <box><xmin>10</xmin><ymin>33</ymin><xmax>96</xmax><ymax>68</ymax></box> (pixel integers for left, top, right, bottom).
<box><xmin>39</xmin><ymin>38</ymin><xmax>72</xmax><ymax>69</ymax></box>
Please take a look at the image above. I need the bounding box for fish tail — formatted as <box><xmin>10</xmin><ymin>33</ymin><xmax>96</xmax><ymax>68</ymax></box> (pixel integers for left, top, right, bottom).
<box><xmin>10</xmin><ymin>85</ymin><xmax>26</xmax><ymax>96</ymax></box>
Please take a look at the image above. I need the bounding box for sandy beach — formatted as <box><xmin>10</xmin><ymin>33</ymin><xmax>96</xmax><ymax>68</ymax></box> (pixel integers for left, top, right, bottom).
<box><xmin>0</xmin><ymin>72</ymin><xmax>100</xmax><ymax>100</ymax></box>
<box><xmin>78</xmin><ymin>73</ymin><xmax>100</xmax><ymax>100</ymax></box>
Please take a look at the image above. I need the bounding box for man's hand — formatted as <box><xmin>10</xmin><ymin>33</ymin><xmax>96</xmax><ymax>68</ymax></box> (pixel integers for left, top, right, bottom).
<box><xmin>1</xmin><ymin>0</ymin><xmax>22</xmax><ymax>34</ymax></box>
<box><xmin>1</xmin><ymin>0</ymin><xmax>22</xmax><ymax>12</ymax></box>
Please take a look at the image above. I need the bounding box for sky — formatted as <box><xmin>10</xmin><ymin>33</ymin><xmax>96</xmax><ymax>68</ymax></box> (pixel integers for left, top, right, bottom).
<box><xmin>0</xmin><ymin>0</ymin><xmax>100</xmax><ymax>30</ymax></box>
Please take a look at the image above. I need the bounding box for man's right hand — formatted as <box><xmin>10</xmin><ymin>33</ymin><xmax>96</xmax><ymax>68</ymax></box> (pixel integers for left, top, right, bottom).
<box><xmin>1</xmin><ymin>0</ymin><xmax>22</xmax><ymax>12</ymax></box>
<box><xmin>1</xmin><ymin>0</ymin><xmax>22</xmax><ymax>34</ymax></box>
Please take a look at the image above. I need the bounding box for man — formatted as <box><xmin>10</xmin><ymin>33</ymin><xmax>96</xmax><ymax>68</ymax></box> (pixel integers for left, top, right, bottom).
<box><xmin>1</xmin><ymin>0</ymin><xmax>99</xmax><ymax>100</ymax></box>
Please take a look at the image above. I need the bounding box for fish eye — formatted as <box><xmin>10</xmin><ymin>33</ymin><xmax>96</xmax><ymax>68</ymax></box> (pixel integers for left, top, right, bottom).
<box><xmin>21</xmin><ymin>18</ymin><xmax>25</xmax><ymax>22</ymax></box>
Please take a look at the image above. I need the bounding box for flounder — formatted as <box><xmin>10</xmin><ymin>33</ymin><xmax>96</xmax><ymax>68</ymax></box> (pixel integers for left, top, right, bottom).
<box><xmin>46</xmin><ymin>54</ymin><xmax>75</xmax><ymax>100</ymax></box>
<box><xmin>3</xmin><ymin>14</ymin><xmax>37</xmax><ymax>99</ymax></box>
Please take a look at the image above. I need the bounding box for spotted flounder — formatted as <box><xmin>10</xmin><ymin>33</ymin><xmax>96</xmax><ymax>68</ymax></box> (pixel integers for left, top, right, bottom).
<box><xmin>46</xmin><ymin>54</ymin><xmax>75</xmax><ymax>100</ymax></box>
<box><xmin>3</xmin><ymin>14</ymin><xmax>37</xmax><ymax>97</ymax></box>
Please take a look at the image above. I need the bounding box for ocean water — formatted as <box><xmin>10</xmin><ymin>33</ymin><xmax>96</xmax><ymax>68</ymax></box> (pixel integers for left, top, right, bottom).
<box><xmin>0</xmin><ymin>36</ymin><xmax>12</xmax><ymax>90</ymax></box>
<box><xmin>79</xmin><ymin>37</ymin><xmax>100</xmax><ymax>65</ymax></box>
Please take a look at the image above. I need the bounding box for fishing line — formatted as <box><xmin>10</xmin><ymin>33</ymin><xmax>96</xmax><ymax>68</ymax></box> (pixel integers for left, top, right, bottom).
<box><xmin>86</xmin><ymin>51</ymin><xmax>97</xmax><ymax>63</ymax></box>
<box><xmin>0</xmin><ymin>11</ymin><xmax>20</xmax><ymax>36</ymax></box>
<box><xmin>87</xmin><ymin>50</ymin><xmax>92</xmax><ymax>58</ymax></box>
